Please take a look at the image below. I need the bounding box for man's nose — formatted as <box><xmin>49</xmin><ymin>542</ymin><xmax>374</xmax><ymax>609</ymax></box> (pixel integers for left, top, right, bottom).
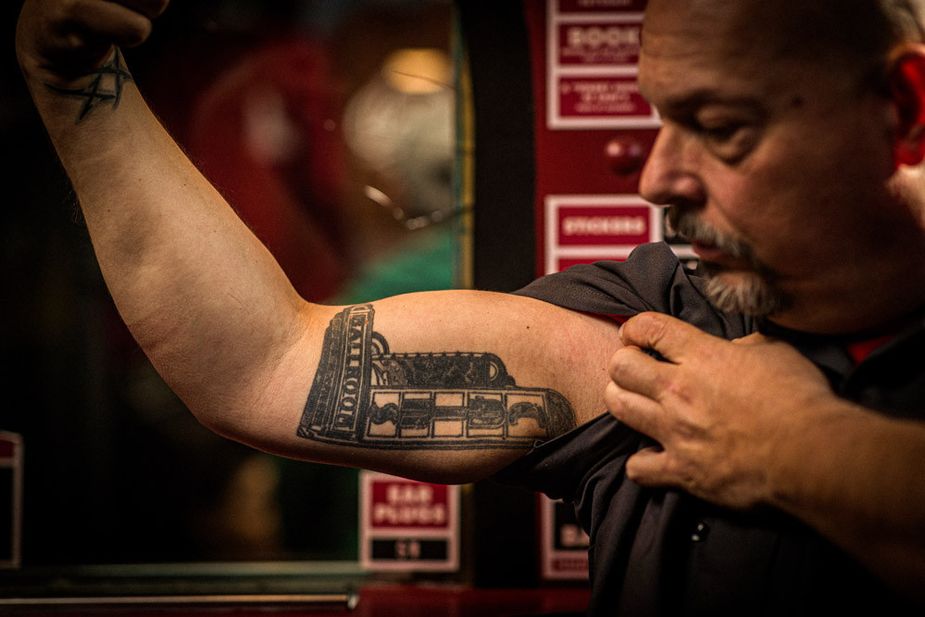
<box><xmin>639</xmin><ymin>124</ymin><xmax>706</xmax><ymax>209</ymax></box>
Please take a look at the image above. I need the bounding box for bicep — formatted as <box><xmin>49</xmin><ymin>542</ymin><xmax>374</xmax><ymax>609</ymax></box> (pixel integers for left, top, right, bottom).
<box><xmin>222</xmin><ymin>290</ymin><xmax>622</xmax><ymax>483</ymax></box>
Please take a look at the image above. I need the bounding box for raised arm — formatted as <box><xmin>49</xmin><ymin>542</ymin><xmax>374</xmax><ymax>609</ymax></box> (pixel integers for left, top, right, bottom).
<box><xmin>16</xmin><ymin>0</ymin><xmax>621</xmax><ymax>483</ymax></box>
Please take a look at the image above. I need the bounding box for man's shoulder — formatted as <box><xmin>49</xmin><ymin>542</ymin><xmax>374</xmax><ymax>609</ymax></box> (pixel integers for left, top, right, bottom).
<box><xmin>514</xmin><ymin>242</ymin><xmax>754</xmax><ymax>339</ymax></box>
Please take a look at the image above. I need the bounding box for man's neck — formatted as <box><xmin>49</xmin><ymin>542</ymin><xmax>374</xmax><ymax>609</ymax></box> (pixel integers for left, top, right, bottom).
<box><xmin>768</xmin><ymin>273</ymin><xmax>925</xmax><ymax>337</ymax></box>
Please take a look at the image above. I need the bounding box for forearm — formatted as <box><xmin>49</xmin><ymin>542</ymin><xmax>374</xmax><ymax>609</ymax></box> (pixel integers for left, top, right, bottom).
<box><xmin>20</xmin><ymin>50</ymin><xmax>305</xmax><ymax>426</ymax></box>
<box><xmin>768</xmin><ymin>401</ymin><xmax>925</xmax><ymax>599</ymax></box>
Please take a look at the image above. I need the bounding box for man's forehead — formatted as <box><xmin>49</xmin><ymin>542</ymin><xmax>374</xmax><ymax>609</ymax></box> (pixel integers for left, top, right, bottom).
<box><xmin>642</xmin><ymin>0</ymin><xmax>902</xmax><ymax>65</ymax></box>
<box><xmin>639</xmin><ymin>0</ymin><xmax>904</xmax><ymax>112</ymax></box>
<box><xmin>636</xmin><ymin>1</ymin><xmax>826</xmax><ymax>112</ymax></box>
<box><xmin>641</xmin><ymin>0</ymin><xmax>791</xmax><ymax>58</ymax></box>
<box><xmin>638</xmin><ymin>1</ymin><xmax>771</xmax><ymax>98</ymax></box>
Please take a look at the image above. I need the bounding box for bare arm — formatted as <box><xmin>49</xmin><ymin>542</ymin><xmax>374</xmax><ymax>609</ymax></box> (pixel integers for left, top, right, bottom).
<box><xmin>605</xmin><ymin>312</ymin><xmax>925</xmax><ymax>601</ymax></box>
<box><xmin>16</xmin><ymin>0</ymin><xmax>621</xmax><ymax>482</ymax></box>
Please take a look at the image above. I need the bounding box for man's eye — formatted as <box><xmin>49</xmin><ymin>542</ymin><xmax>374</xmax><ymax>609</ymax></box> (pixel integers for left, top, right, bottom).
<box><xmin>696</xmin><ymin>121</ymin><xmax>758</xmax><ymax>163</ymax></box>
<box><xmin>700</xmin><ymin>123</ymin><xmax>745</xmax><ymax>142</ymax></box>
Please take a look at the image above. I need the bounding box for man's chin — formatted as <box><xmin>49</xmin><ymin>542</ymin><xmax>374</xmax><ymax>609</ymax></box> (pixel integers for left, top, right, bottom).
<box><xmin>702</xmin><ymin>269</ymin><xmax>787</xmax><ymax>317</ymax></box>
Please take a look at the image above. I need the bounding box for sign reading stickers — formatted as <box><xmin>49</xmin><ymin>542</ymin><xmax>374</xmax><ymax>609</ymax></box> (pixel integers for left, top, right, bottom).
<box><xmin>548</xmin><ymin>0</ymin><xmax>658</xmax><ymax>129</ymax></box>
<box><xmin>545</xmin><ymin>194</ymin><xmax>662</xmax><ymax>273</ymax></box>
<box><xmin>360</xmin><ymin>471</ymin><xmax>459</xmax><ymax>572</ymax></box>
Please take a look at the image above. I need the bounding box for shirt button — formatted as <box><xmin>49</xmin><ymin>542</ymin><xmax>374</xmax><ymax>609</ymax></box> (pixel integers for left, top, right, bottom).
<box><xmin>691</xmin><ymin>521</ymin><xmax>709</xmax><ymax>542</ymax></box>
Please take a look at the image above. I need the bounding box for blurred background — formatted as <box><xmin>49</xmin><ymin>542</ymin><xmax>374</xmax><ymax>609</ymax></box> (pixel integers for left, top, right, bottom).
<box><xmin>0</xmin><ymin>0</ymin><xmax>467</xmax><ymax>566</ymax></box>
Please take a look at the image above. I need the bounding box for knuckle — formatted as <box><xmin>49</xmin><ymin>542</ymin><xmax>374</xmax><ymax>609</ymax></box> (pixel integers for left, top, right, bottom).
<box><xmin>624</xmin><ymin>311</ymin><xmax>674</xmax><ymax>351</ymax></box>
<box><xmin>638</xmin><ymin>311</ymin><xmax>668</xmax><ymax>340</ymax></box>
<box><xmin>608</xmin><ymin>347</ymin><xmax>630</xmax><ymax>379</ymax></box>
<box><xmin>663</xmin><ymin>374</ymin><xmax>694</xmax><ymax>405</ymax></box>
<box><xmin>603</xmin><ymin>382</ymin><xmax>622</xmax><ymax>414</ymax></box>
<box><xmin>674</xmin><ymin>418</ymin><xmax>702</xmax><ymax>441</ymax></box>
<box><xmin>125</xmin><ymin>19</ymin><xmax>152</xmax><ymax>46</ymax></box>
<box><xmin>671</xmin><ymin>458</ymin><xmax>699</xmax><ymax>491</ymax></box>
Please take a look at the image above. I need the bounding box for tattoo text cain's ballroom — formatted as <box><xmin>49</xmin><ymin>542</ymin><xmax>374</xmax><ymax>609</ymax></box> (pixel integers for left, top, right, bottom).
<box><xmin>297</xmin><ymin>305</ymin><xmax>576</xmax><ymax>449</ymax></box>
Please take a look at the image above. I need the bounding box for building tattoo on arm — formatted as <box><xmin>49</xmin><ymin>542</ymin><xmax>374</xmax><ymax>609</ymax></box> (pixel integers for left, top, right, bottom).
<box><xmin>297</xmin><ymin>305</ymin><xmax>576</xmax><ymax>450</ymax></box>
<box><xmin>45</xmin><ymin>50</ymin><xmax>133</xmax><ymax>123</ymax></box>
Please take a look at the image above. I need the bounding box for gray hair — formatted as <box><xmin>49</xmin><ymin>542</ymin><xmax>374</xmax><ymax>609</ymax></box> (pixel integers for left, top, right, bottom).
<box><xmin>883</xmin><ymin>0</ymin><xmax>925</xmax><ymax>41</ymax></box>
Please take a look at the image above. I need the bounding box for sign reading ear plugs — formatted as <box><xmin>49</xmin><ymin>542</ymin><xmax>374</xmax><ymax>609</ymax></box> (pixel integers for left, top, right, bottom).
<box><xmin>360</xmin><ymin>471</ymin><xmax>459</xmax><ymax>571</ymax></box>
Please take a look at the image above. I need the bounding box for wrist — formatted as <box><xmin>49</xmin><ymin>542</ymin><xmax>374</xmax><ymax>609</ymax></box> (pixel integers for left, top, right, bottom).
<box><xmin>762</xmin><ymin>396</ymin><xmax>868</xmax><ymax>513</ymax></box>
<box><xmin>18</xmin><ymin>45</ymin><xmax>118</xmax><ymax>88</ymax></box>
<box><xmin>20</xmin><ymin>47</ymin><xmax>135</xmax><ymax>130</ymax></box>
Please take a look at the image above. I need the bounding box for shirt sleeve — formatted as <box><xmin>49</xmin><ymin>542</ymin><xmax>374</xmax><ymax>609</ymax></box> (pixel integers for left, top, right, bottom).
<box><xmin>493</xmin><ymin>413</ymin><xmax>645</xmax><ymax>503</ymax></box>
<box><xmin>513</xmin><ymin>242</ymin><xmax>753</xmax><ymax>339</ymax></box>
<box><xmin>497</xmin><ymin>242</ymin><xmax>752</xmax><ymax>497</ymax></box>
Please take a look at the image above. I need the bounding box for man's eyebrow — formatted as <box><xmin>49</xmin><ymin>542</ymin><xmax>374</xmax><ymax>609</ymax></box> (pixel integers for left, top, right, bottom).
<box><xmin>657</xmin><ymin>91</ymin><xmax>766</xmax><ymax>116</ymax></box>
<box><xmin>657</xmin><ymin>89</ymin><xmax>768</xmax><ymax>120</ymax></box>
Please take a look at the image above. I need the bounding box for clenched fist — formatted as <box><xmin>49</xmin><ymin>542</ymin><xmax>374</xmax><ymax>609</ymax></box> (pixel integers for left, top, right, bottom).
<box><xmin>16</xmin><ymin>0</ymin><xmax>169</xmax><ymax>81</ymax></box>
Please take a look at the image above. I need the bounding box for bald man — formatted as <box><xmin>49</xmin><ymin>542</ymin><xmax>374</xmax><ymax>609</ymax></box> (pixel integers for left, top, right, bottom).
<box><xmin>16</xmin><ymin>0</ymin><xmax>925</xmax><ymax>614</ymax></box>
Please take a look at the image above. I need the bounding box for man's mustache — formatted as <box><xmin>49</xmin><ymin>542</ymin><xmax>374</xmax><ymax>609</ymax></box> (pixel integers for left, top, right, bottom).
<box><xmin>666</xmin><ymin>207</ymin><xmax>753</xmax><ymax>261</ymax></box>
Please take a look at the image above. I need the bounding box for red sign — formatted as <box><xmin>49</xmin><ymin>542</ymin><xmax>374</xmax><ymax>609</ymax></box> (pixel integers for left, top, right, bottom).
<box><xmin>558</xmin><ymin>76</ymin><xmax>652</xmax><ymax>119</ymax></box>
<box><xmin>539</xmin><ymin>496</ymin><xmax>590</xmax><ymax>580</ymax></box>
<box><xmin>557</xmin><ymin>22</ymin><xmax>641</xmax><ymax>66</ymax></box>
<box><xmin>360</xmin><ymin>472</ymin><xmax>459</xmax><ymax>572</ymax></box>
<box><xmin>0</xmin><ymin>432</ymin><xmax>22</xmax><ymax>569</ymax></box>
<box><xmin>558</xmin><ymin>205</ymin><xmax>651</xmax><ymax>246</ymax></box>
<box><xmin>552</xmin><ymin>557</ymin><xmax>589</xmax><ymax>573</ymax></box>
<box><xmin>370</xmin><ymin>480</ymin><xmax>450</xmax><ymax>529</ymax></box>
<box><xmin>545</xmin><ymin>196</ymin><xmax>657</xmax><ymax>273</ymax></box>
<box><xmin>558</xmin><ymin>0</ymin><xmax>647</xmax><ymax>13</ymax></box>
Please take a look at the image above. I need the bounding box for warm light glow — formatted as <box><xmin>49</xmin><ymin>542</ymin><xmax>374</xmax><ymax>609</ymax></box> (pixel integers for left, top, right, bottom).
<box><xmin>382</xmin><ymin>48</ymin><xmax>452</xmax><ymax>94</ymax></box>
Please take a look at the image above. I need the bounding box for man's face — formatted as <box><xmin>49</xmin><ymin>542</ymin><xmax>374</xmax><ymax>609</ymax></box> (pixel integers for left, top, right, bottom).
<box><xmin>638</xmin><ymin>0</ymin><xmax>900</xmax><ymax>326</ymax></box>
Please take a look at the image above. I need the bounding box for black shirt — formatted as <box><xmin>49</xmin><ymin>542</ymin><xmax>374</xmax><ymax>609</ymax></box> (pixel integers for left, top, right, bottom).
<box><xmin>498</xmin><ymin>242</ymin><xmax>923</xmax><ymax>616</ymax></box>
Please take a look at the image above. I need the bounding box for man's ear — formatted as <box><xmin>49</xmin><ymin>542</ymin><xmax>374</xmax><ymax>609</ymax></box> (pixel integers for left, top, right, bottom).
<box><xmin>888</xmin><ymin>45</ymin><xmax>925</xmax><ymax>167</ymax></box>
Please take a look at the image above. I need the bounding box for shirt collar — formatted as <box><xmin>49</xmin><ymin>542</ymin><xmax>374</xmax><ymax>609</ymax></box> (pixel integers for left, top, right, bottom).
<box><xmin>756</xmin><ymin>305</ymin><xmax>925</xmax><ymax>377</ymax></box>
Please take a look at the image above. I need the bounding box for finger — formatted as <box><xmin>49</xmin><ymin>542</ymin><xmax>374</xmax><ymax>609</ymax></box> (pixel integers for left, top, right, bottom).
<box><xmin>625</xmin><ymin>447</ymin><xmax>676</xmax><ymax>487</ymax></box>
<box><xmin>603</xmin><ymin>381</ymin><xmax>668</xmax><ymax>442</ymax></box>
<box><xmin>608</xmin><ymin>345</ymin><xmax>674</xmax><ymax>400</ymax></box>
<box><xmin>619</xmin><ymin>312</ymin><xmax>718</xmax><ymax>363</ymax></box>
<box><xmin>69</xmin><ymin>0</ymin><xmax>154</xmax><ymax>48</ymax></box>
<box><xmin>107</xmin><ymin>0</ymin><xmax>170</xmax><ymax>20</ymax></box>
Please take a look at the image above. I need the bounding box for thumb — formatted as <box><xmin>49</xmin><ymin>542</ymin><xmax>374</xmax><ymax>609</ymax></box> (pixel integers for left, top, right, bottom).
<box><xmin>620</xmin><ymin>312</ymin><xmax>717</xmax><ymax>363</ymax></box>
<box><xmin>625</xmin><ymin>446</ymin><xmax>674</xmax><ymax>487</ymax></box>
